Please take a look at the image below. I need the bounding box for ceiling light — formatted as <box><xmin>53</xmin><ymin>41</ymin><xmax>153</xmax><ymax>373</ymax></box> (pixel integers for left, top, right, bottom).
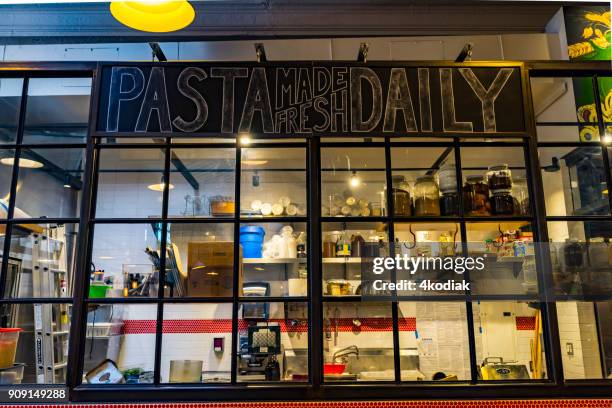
<box><xmin>110</xmin><ymin>0</ymin><xmax>195</xmax><ymax>33</ymax></box>
<box><xmin>239</xmin><ymin>134</ymin><xmax>252</xmax><ymax>146</ymax></box>
<box><xmin>603</xmin><ymin>134</ymin><xmax>612</xmax><ymax>145</ymax></box>
<box><xmin>242</xmin><ymin>160</ymin><xmax>268</xmax><ymax>166</ymax></box>
<box><xmin>349</xmin><ymin>170</ymin><xmax>361</xmax><ymax>188</ymax></box>
<box><xmin>147</xmin><ymin>177</ymin><xmax>175</xmax><ymax>192</ymax></box>
<box><xmin>0</xmin><ymin>157</ymin><xmax>44</xmax><ymax>169</ymax></box>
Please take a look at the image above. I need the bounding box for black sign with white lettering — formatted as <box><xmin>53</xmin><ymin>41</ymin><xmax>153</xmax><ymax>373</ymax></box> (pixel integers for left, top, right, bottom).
<box><xmin>96</xmin><ymin>63</ymin><xmax>525</xmax><ymax>136</ymax></box>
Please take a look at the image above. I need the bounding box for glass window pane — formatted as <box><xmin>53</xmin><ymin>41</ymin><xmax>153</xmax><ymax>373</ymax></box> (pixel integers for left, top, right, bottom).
<box><xmin>241</xmin><ymin>147</ymin><xmax>306</xmax><ymax>218</ymax></box>
<box><xmin>547</xmin><ymin>220</ymin><xmax>612</xmax><ymax>297</ymax></box>
<box><xmin>322</xmin><ymin>222</ymin><xmax>388</xmax><ymax>297</ymax></box>
<box><xmin>539</xmin><ymin>146</ymin><xmax>609</xmax><ymax>216</ymax></box>
<box><xmin>0</xmin><ymin>148</ymin><xmax>15</xmax><ymax>218</ymax></box>
<box><xmin>96</xmin><ymin>148</ymin><xmax>165</xmax><ymax>219</ymax></box>
<box><xmin>237</xmin><ymin>301</ymin><xmax>308</xmax><ymax>382</ymax></box>
<box><xmin>556</xmin><ymin>301</ymin><xmax>612</xmax><ymax>380</ymax></box>
<box><xmin>473</xmin><ymin>301</ymin><xmax>547</xmax><ymax>380</ymax></box>
<box><xmin>168</xmin><ymin>148</ymin><xmax>235</xmax><ymax>218</ymax></box>
<box><xmin>322</xmin><ymin>301</ymin><xmax>393</xmax><ymax>382</ymax></box>
<box><xmin>536</xmin><ymin>125</ymin><xmax>597</xmax><ymax>143</ymax></box>
<box><xmin>13</xmin><ymin>148</ymin><xmax>84</xmax><ymax>219</ymax></box>
<box><xmin>241</xmin><ymin>222</ymin><xmax>307</xmax><ymax>298</ymax></box>
<box><xmin>461</xmin><ymin>146</ymin><xmax>529</xmax><ymax>217</ymax></box>
<box><xmin>83</xmin><ymin>303</ymin><xmax>156</xmax><ymax>384</ymax></box>
<box><xmin>90</xmin><ymin>223</ymin><xmax>160</xmax><ymax>299</ymax></box>
<box><xmin>0</xmin><ymin>78</ymin><xmax>23</xmax><ymax>145</ymax></box>
<box><xmin>398</xmin><ymin>302</ymin><xmax>470</xmax><ymax>381</ymax></box>
<box><xmin>394</xmin><ymin>222</ymin><xmax>464</xmax><ymax>298</ymax></box>
<box><xmin>0</xmin><ymin>303</ymin><xmax>70</xmax><ymax>384</ymax></box>
<box><xmin>391</xmin><ymin>146</ymin><xmax>455</xmax><ymax>217</ymax></box>
<box><xmin>321</xmin><ymin>147</ymin><xmax>386</xmax><ymax>217</ymax></box>
<box><xmin>161</xmin><ymin>303</ymin><xmax>232</xmax><ymax>383</ymax></box>
<box><xmin>166</xmin><ymin>222</ymin><xmax>234</xmax><ymax>298</ymax></box>
<box><xmin>23</xmin><ymin>77</ymin><xmax>91</xmax><ymax>144</ymax></box>
<box><xmin>531</xmin><ymin>77</ymin><xmax>596</xmax><ymax>123</ymax></box>
<box><xmin>4</xmin><ymin>223</ymin><xmax>78</xmax><ymax>299</ymax></box>
<box><xmin>466</xmin><ymin>221</ymin><xmax>537</xmax><ymax>296</ymax></box>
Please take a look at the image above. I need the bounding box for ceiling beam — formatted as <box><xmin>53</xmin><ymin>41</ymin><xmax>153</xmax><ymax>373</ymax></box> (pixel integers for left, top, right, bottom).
<box><xmin>0</xmin><ymin>1</ymin><xmax>560</xmax><ymax>45</ymax></box>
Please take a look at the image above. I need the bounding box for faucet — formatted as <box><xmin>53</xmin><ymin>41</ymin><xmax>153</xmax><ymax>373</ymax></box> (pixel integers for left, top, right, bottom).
<box><xmin>333</xmin><ymin>345</ymin><xmax>359</xmax><ymax>363</ymax></box>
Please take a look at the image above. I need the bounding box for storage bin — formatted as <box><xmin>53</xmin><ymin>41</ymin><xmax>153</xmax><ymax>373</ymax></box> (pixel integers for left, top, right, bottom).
<box><xmin>0</xmin><ymin>364</ymin><xmax>24</xmax><ymax>385</ymax></box>
<box><xmin>0</xmin><ymin>328</ymin><xmax>21</xmax><ymax>369</ymax></box>
<box><xmin>89</xmin><ymin>285</ymin><xmax>111</xmax><ymax>299</ymax></box>
<box><xmin>239</xmin><ymin>226</ymin><xmax>265</xmax><ymax>258</ymax></box>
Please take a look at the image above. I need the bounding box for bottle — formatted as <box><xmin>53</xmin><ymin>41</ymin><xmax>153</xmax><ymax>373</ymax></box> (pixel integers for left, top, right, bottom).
<box><xmin>336</xmin><ymin>231</ymin><xmax>351</xmax><ymax>257</ymax></box>
<box><xmin>296</xmin><ymin>232</ymin><xmax>307</xmax><ymax>258</ymax></box>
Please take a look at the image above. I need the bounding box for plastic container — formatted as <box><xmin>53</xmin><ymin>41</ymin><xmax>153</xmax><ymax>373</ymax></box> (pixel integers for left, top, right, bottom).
<box><xmin>0</xmin><ymin>328</ymin><xmax>21</xmax><ymax>369</ymax></box>
<box><xmin>323</xmin><ymin>363</ymin><xmax>346</xmax><ymax>375</ymax></box>
<box><xmin>239</xmin><ymin>226</ymin><xmax>266</xmax><ymax>258</ymax></box>
<box><xmin>89</xmin><ymin>285</ymin><xmax>111</xmax><ymax>299</ymax></box>
<box><xmin>0</xmin><ymin>364</ymin><xmax>25</xmax><ymax>385</ymax></box>
<box><xmin>169</xmin><ymin>360</ymin><xmax>203</xmax><ymax>383</ymax></box>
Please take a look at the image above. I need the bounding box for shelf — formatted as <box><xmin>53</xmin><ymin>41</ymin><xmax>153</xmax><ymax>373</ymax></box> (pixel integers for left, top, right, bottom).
<box><xmin>243</xmin><ymin>258</ymin><xmax>306</xmax><ymax>264</ymax></box>
<box><xmin>322</xmin><ymin>257</ymin><xmax>362</xmax><ymax>264</ymax></box>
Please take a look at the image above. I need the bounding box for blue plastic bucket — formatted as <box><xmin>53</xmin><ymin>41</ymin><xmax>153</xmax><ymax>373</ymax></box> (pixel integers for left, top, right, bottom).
<box><xmin>240</xmin><ymin>226</ymin><xmax>265</xmax><ymax>258</ymax></box>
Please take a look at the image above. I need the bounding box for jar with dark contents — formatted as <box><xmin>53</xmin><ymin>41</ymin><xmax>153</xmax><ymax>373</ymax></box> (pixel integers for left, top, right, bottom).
<box><xmin>491</xmin><ymin>190</ymin><xmax>514</xmax><ymax>215</ymax></box>
<box><xmin>440</xmin><ymin>192</ymin><xmax>460</xmax><ymax>216</ymax></box>
<box><xmin>392</xmin><ymin>175</ymin><xmax>412</xmax><ymax>216</ymax></box>
<box><xmin>414</xmin><ymin>175</ymin><xmax>440</xmax><ymax>216</ymax></box>
<box><xmin>438</xmin><ymin>164</ymin><xmax>459</xmax><ymax>216</ymax></box>
<box><xmin>487</xmin><ymin>164</ymin><xmax>512</xmax><ymax>191</ymax></box>
<box><xmin>463</xmin><ymin>175</ymin><xmax>491</xmax><ymax>216</ymax></box>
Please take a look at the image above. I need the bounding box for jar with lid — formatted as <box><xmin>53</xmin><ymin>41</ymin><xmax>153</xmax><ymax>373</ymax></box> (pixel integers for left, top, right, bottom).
<box><xmin>463</xmin><ymin>175</ymin><xmax>491</xmax><ymax>216</ymax></box>
<box><xmin>414</xmin><ymin>175</ymin><xmax>440</xmax><ymax>216</ymax></box>
<box><xmin>438</xmin><ymin>164</ymin><xmax>459</xmax><ymax>216</ymax></box>
<box><xmin>392</xmin><ymin>175</ymin><xmax>412</xmax><ymax>216</ymax></box>
<box><xmin>512</xmin><ymin>176</ymin><xmax>529</xmax><ymax>215</ymax></box>
<box><xmin>490</xmin><ymin>190</ymin><xmax>514</xmax><ymax>215</ymax></box>
<box><xmin>487</xmin><ymin>164</ymin><xmax>513</xmax><ymax>191</ymax></box>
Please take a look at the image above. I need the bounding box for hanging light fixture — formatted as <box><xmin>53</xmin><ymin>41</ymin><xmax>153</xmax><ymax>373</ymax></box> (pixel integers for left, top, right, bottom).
<box><xmin>110</xmin><ymin>0</ymin><xmax>195</xmax><ymax>33</ymax></box>
<box><xmin>147</xmin><ymin>176</ymin><xmax>175</xmax><ymax>192</ymax></box>
<box><xmin>349</xmin><ymin>170</ymin><xmax>361</xmax><ymax>188</ymax></box>
<box><xmin>0</xmin><ymin>157</ymin><xmax>44</xmax><ymax>169</ymax></box>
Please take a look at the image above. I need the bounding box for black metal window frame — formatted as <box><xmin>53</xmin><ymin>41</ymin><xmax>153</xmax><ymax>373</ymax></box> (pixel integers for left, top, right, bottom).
<box><xmin>0</xmin><ymin>61</ymin><xmax>610</xmax><ymax>403</ymax></box>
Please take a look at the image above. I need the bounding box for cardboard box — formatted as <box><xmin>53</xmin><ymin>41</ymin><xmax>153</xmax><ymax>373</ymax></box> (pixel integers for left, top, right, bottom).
<box><xmin>187</xmin><ymin>242</ymin><xmax>242</xmax><ymax>297</ymax></box>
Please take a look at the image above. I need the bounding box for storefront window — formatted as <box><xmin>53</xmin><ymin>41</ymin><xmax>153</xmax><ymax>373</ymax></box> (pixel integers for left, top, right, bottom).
<box><xmin>0</xmin><ymin>78</ymin><xmax>23</xmax><ymax>145</ymax></box>
<box><xmin>473</xmin><ymin>301</ymin><xmax>547</xmax><ymax>380</ymax></box>
<box><xmin>0</xmin><ymin>148</ymin><xmax>15</xmax><ymax>218</ymax></box>
<box><xmin>322</xmin><ymin>302</ymin><xmax>393</xmax><ymax>382</ymax></box>
<box><xmin>83</xmin><ymin>303</ymin><xmax>156</xmax><ymax>384</ymax></box>
<box><xmin>23</xmin><ymin>77</ymin><xmax>91</xmax><ymax>145</ymax></box>
<box><xmin>167</xmin><ymin>148</ymin><xmax>236</xmax><ymax>218</ymax></box>
<box><xmin>237</xmin><ymin>301</ymin><xmax>308</xmax><ymax>382</ymax></box>
<box><xmin>161</xmin><ymin>303</ymin><xmax>233</xmax><ymax>383</ymax></box>
<box><xmin>95</xmin><ymin>148</ymin><xmax>166</xmax><ymax>219</ymax></box>
<box><xmin>398</xmin><ymin>302</ymin><xmax>470</xmax><ymax>381</ymax></box>
<box><xmin>321</xmin><ymin>148</ymin><xmax>387</xmax><ymax>218</ymax></box>
<box><xmin>90</xmin><ymin>223</ymin><xmax>160</xmax><ymax>299</ymax></box>
<box><xmin>241</xmin><ymin>147</ymin><xmax>306</xmax><ymax>218</ymax></box>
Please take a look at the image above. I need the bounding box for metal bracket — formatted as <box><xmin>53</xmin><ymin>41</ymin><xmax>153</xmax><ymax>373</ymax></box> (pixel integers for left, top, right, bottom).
<box><xmin>455</xmin><ymin>43</ymin><xmax>473</xmax><ymax>63</ymax></box>
<box><xmin>255</xmin><ymin>43</ymin><xmax>267</xmax><ymax>63</ymax></box>
<box><xmin>357</xmin><ymin>42</ymin><xmax>369</xmax><ymax>63</ymax></box>
<box><xmin>149</xmin><ymin>42</ymin><xmax>167</xmax><ymax>62</ymax></box>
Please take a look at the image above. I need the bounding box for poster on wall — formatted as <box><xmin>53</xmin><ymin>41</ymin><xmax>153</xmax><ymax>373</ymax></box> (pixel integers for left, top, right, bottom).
<box><xmin>565</xmin><ymin>5</ymin><xmax>612</xmax><ymax>142</ymax></box>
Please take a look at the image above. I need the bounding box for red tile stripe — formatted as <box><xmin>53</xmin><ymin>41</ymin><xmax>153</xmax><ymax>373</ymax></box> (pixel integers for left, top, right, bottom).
<box><xmin>120</xmin><ymin>316</ymin><xmax>533</xmax><ymax>334</ymax></box>
<box><xmin>516</xmin><ymin>316</ymin><xmax>536</xmax><ymax>330</ymax></box>
<box><xmin>120</xmin><ymin>318</ymin><xmax>418</xmax><ymax>334</ymax></box>
<box><xmin>6</xmin><ymin>400</ymin><xmax>612</xmax><ymax>408</ymax></box>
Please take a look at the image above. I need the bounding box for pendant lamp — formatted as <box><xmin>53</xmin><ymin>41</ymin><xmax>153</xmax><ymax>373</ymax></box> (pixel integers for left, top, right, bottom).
<box><xmin>110</xmin><ymin>0</ymin><xmax>195</xmax><ymax>33</ymax></box>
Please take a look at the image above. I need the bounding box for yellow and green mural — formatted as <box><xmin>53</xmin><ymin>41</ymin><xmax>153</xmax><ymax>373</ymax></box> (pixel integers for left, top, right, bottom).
<box><xmin>565</xmin><ymin>6</ymin><xmax>611</xmax><ymax>142</ymax></box>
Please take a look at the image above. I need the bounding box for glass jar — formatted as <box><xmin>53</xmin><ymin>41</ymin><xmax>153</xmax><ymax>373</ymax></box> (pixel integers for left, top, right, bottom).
<box><xmin>463</xmin><ymin>175</ymin><xmax>491</xmax><ymax>216</ymax></box>
<box><xmin>487</xmin><ymin>164</ymin><xmax>512</xmax><ymax>191</ymax></box>
<box><xmin>414</xmin><ymin>175</ymin><xmax>440</xmax><ymax>216</ymax></box>
<box><xmin>438</xmin><ymin>164</ymin><xmax>457</xmax><ymax>194</ymax></box>
<box><xmin>512</xmin><ymin>176</ymin><xmax>529</xmax><ymax>215</ymax></box>
<box><xmin>491</xmin><ymin>190</ymin><xmax>514</xmax><ymax>215</ymax></box>
<box><xmin>392</xmin><ymin>175</ymin><xmax>412</xmax><ymax>216</ymax></box>
<box><xmin>440</xmin><ymin>192</ymin><xmax>460</xmax><ymax>216</ymax></box>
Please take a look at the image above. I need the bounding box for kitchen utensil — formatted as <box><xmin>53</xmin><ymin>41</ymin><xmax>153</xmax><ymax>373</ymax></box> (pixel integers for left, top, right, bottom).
<box><xmin>169</xmin><ymin>360</ymin><xmax>203</xmax><ymax>383</ymax></box>
<box><xmin>0</xmin><ymin>328</ymin><xmax>21</xmax><ymax>369</ymax></box>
